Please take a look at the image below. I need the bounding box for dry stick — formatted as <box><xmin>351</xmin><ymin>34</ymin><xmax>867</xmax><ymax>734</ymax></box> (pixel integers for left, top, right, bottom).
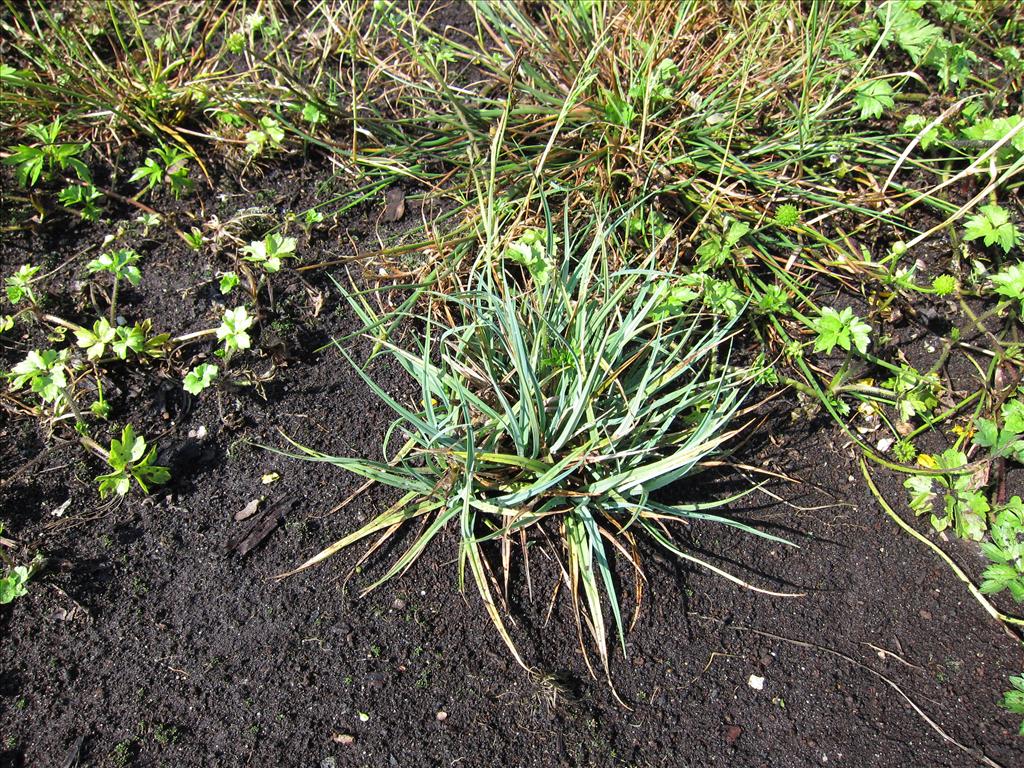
<box><xmin>691</xmin><ymin>612</ymin><xmax>1006</xmax><ymax>768</ymax></box>
<box><xmin>60</xmin><ymin>177</ymin><xmax>191</xmax><ymax>243</ymax></box>
<box><xmin>882</xmin><ymin>96</ymin><xmax>971</xmax><ymax>193</ymax></box>
<box><xmin>860</xmin><ymin>459</ymin><xmax>1024</xmax><ymax>634</ymax></box>
<box><xmin>900</xmin><ymin>128</ymin><xmax>1024</xmax><ymax>253</ymax></box>
<box><xmin>905</xmin><ymin>118</ymin><xmax>1024</xmax><ymax>210</ymax></box>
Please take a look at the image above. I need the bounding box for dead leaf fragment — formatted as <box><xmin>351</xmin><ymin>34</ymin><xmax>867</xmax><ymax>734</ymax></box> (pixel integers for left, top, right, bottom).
<box><xmin>234</xmin><ymin>498</ymin><xmax>262</xmax><ymax>522</ymax></box>
<box><xmin>382</xmin><ymin>187</ymin><xmax>405</xmax><ymax>222</ymax></box>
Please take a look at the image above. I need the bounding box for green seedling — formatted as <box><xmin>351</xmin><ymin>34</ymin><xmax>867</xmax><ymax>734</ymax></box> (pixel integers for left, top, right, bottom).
<box><xmin>91</xmin><ymin>378</ymin><xmax>112</xmax><ymax>419</ymax></box>
<box><xmin>3</xmin><ymin>117</ymin><xmax>91</xmax><ymax>187</ymax></box>
<box><xmin>962</xmin><ymin>116</ymin><xmax>1024</xmax><ymax>161</ymax></box>
<box><xmin>77</xmin><ymin>318</ymin><xmax>168</xmax><ymax>362</ymax></box>
<box><xmin>183</xmin><ymin>363</ymin><xmax>218</xmax><ymax>395</ymax></box>
<box><xmin>696</xmin><ymin>218</ymin><xmax>750</xmax><ymax>269</ymax></box>
<box><xmin>973</xmin><ymin>417</ymin><xmax>1024</xmax><ymax>463</ymax></box>
<box><xmin>650</xmin><ymin>279</ymin><xmax>700</xmax><ymax>322</ymax></box>
<box><xmin>113</xmin><ymin>321</ymin><xmax>168</xmax><ymax>360</ymax></box>
<box><xmin>0</xmin><ymin>524</ymin><xmax>41</xmax><ymax>605</ymax></box>
<box><xmin>301</xmin><ymin>102</ymin><xmax>326</xmax><ymax>127</ymax></box>
<box><xmin>902</xmin><ymin>114</ymin><xmax>944</xmax><ymax>151</ymax></box>
<box><xmin>991</xmin><ymin>263</ymin><xmax>1024</xmax><ymax>318</ymax></box>
<box><xmin>75</xmin><ymin>318</ymin><xmax>117</xmax><ymax>360</ymax></box>
<box><xmin>904</xmin><ymin>449</ymin><xmax>988</xmax><ymax>540</ymax></box>
<box><xmin>216</xmin><ymin>306</ymin><xmax>253</xmax><ymax>359</ymax></box>
<box><xmin>811</xmin><ymin>306</ymin><xmax>871</xmax><ymax>355</ymax></box>
<box><xmin>933</xmin><ymin>41</ymin><xmax>977</xmax><ymax>91</ymax></box>
<box><xmin>874</xmin><ymin>0</ymin><xmax>970</xmax><ymax>90</ymax></box>
<box><xmin>9</xmin><ymin>348</ymin><xmax>69</xmax><ymax>407</ymax></box>
<box><xmin>129</xmin><ymin>144</ymin><xmax>193</xmax><ymax>198</ymax></box>
<box><xmin>653</xmin><ymin>275</ymin><xmax>743</xmax><ymax>321</ymax></box>
<box><xmin>245</xmin><ymin>116</ymin><xmax>285</xmax><ymax>156</ymax></box>
<box><xmin>702</xmin><ymin>277</ymin><xmax>745</xmax><ymax>319</ymax></box>
<box><xmin>219</xmin><ymin>272</ymin><xmax>240</xmax><ymax>294</ymax></box>
<box><xmin>242</xmin><ymin>233</ymin><xmax>297</xmax><ymax>273</ymax></box>
<box><xmin>876</xmin><ymin>0</ymin><xmax>944</xmax><ymax>64</ymax></box>
<box><xmin>504</xmin><ymin>229</ymin><xmax>552</xmax><ymax>286</ymax></box>
<box><xmin>625</xmin><ymin>209</ymin><xmax>673</xmax><ymax>244</ymax></box>
<box><xmin>756</xmin><ymin>284</ymin><xmax>789</xmax><ymax>314</ymax></box>
<box><xmin>6</xmin><ymin>264</ymin><xmax>41</xmax><ymax>306</ymax></box>
<box><xmin>0</xmin><ymin>563</ymin><xmax>32</xmax><ymax>604</ymax></box>
<box><xmin>184</xmin><ymin>228</ymin><xmax>205</xmax><ymax>250</ymax></box>
<box><xmin>965</xmin><ymin>205</ymin><xmax>1020</xmax><ymax>254</ymax></box>
<box><xmin>601</xmin><ymin>91</ymin><xmax>635</xmax><ymax>127</ymax></box>
<box><xmin>57</xmin><ymin>183</ymin><xmax>104</xmax><ymax>220</ymax></box>
<box><xmin>628</xmin><ymin>58</ymin><xmax>682</xmax><ymax>107</ymax></box>
<box><xmin>94</xmin><ymin>424</ymin><xmax>170</xmax><ymax>498</ymax></box>
<box><xmin>980</xmin><ymin>498</ymin><xmax>1024</xmax><ymax>602</ymax></box>
<box><xmin>136</xmin><ymin>212</ymin><xmax>162</xmax><ymax>235</ymax></box>
<box><xmin>996</xmin><ymin>46</ymin><xmax>1022</xmax><ymax>74</ymax></box>
<box><xmin>883</xmin><ymin>365</ymin><xmax>940</xmax><ymax>421</ymax></box>
<box><xmin>1003</xmin><ymin>674</ymin><xmax>1024</xmax><ymax>735</ymax></box>
<box><xmin>86</xmin><ymin>248</ymin><xmax>142</xmax><ymax>323</ymax></box>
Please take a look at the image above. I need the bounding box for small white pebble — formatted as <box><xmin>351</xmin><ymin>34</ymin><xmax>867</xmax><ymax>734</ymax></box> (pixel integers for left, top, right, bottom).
<box><xmin>748</xmin><ymin>674</ymin><xmax>765</xmax><ymax>691</ymax></box>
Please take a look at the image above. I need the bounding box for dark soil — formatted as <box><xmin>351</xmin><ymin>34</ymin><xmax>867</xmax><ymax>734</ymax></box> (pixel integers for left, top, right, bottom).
<box><xmin>2</xmin><ymin>117</ymin><xmax>1024</xmax><ymax>768</ymax></box>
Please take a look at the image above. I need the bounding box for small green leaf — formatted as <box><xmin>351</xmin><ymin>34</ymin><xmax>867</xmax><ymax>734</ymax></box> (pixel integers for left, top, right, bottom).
<box><xmin>811</xmin><ymin>306</ymin><xmax>871</xmax><ymax>355</ymax></box>
<box><xmin>0</xmin><ymin>565</ymin><xmax>31</xmax><ymax>604</ymax></box>
<box><xmin>219</xmin><ymin>272</ymin><xmax>239</xmax><ymax>294</ymax></box>
<box><xmin>96</xmin><ymin>425</ymin><xmax>170</xmax><ymax>498</ymax></box>
<box><xmin>217</xmin><ymin>306</ymin><xmax>254</xmax><ymax>353</ymax></box>
<box><xmin>853</xmin><ymin>80</ymin><xmax>895</xmax><ymax>120</ymax></box>
<box><xmin>965</xmin><ymin>205</ymin><xmax>1020</xmax><ymax>254</ymax></box>
<box><xmin>974</xmin><ymin>418</ymin><xmax>999</xmax><ymax>449</ymax></box>
<box><xmin>5</xmin><ymin>264</ymin><xmax>40</xmax><ymax>306</ymax></box>
<box><xmin>184</xmin><ymin>363</ymin><xmax>219</xmax><ymax>395</ymax></box>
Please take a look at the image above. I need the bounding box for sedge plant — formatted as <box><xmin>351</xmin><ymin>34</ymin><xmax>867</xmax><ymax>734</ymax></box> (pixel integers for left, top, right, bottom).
<box><xmin>276</xmin><ymin>208</ymin><xmax>794</xmax><ymax>675</ymax></box>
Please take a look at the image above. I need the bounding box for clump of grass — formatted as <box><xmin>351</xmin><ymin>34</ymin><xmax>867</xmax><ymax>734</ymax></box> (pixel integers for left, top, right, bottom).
<box><xmin>278</xmin><ymin>207</ymin><xmax>793</xmax><ymax>674</ymax></box>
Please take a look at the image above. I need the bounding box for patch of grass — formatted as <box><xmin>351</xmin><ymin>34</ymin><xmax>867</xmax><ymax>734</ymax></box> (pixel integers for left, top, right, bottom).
<box><xmin>278</xmin><ymin>202</ymin><xmax>794</xmax><ymax>673</ymax></box>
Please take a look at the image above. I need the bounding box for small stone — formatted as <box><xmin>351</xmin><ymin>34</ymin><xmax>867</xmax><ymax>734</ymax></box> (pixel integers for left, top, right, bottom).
<box><xmin>332</xmin><ymin>734</ymin><xmax>354</xmax><ymax>746</ymax></box>
<box><xmin>724</xmin><ymin>725</ymin><xmax>742</xmax><ymax>744</ymax></box>
<box><xmin>748</xmin><ymin>674</ymin><xmax>765</xmax><ymax>691</ymax></box>
<box><xmin>391</xmin><ymin>598</ymin><xmax>406</xmax><ymax>611</ymax></box>
<box><xmin>435</xmin><ymin>710</ymin><xmax>448</xmax><ymax>722</ymax></box>
<box><xmin>919</xmin><ymin>609</ymin><xmax>932</xmax><ymax>620</ymax></box>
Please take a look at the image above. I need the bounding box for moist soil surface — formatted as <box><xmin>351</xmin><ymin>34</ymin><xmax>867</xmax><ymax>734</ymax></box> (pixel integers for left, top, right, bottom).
<box><xmin>2</xmin><ymin>152</ymin><xmax>1024</xmax><ymax>768</ymax></box>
